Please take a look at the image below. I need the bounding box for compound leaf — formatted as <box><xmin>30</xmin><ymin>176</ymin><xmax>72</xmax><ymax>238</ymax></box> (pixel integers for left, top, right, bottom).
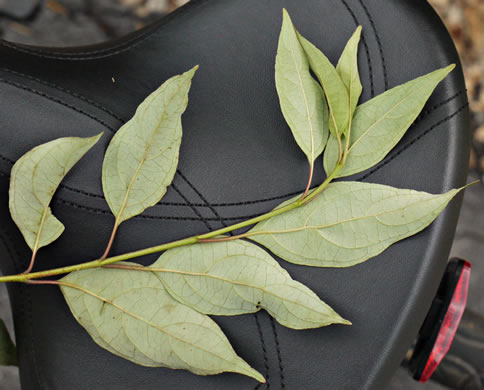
<box><xmin>251</xmin><ymin>181</ymin><xmax>465</xmax><ymax>267</ymax></box>
<box><xmin>152</xmin><ymin>240</ymin><xmax>349</xmax><ymax>329</ymax></box>
<box><xmin>9</xmin><ymin>134</ymin><xmax>102</xmax><ymax>252</ymax></box>
<box><xmin>61</xmin><ymin>264</ymin><xmax>264</xmax><ymax>382</ymax></box>
<box><xmin>324</xmin><ymin>65</ymin><xmax>455</xmax><ymax>177</ymax></box>
<box><xmin>275</xmin><ymin>9</ymin><xmax>328</xmax><ymax>167</ymax></box>
<box><xmin>102</xmin><ymin>66</ymin><xmax>198</xmax><ymax>224</ymax></box>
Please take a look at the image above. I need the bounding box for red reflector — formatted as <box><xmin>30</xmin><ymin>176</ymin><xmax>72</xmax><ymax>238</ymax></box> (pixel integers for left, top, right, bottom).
<box><xmin>419</xmin><ymin>261</ymin><xmax>471</xmax><ymax>382</ymax></box>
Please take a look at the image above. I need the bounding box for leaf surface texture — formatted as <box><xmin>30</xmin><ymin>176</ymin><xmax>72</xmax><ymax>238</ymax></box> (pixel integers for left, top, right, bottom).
<box><xmin>9</xmin><ymin>134</ymin><xmax>102</xmax><ymax>251</ymax></box>
<box><xmin>61</xmin><ymin>264</ymin><xmax>264</xmax><ymax>382</ymax></box>
<box><xmin>153</xmin><ymin>240</ymin><xmax>349</xmax><ymax>329</ymax></box>
<box><xmin>102</xmin><ymin>67</ymin><xmax>197</xmax><ymax>223</ymax></box>
<box><xmin>251</xmin><ymin>181</ymin><xmax>463</xmax><ymax>267</ymax></box>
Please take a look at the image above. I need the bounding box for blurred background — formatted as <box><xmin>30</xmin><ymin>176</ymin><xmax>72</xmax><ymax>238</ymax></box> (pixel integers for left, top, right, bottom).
<box><xmin>0</xmin><ymin>0</ymin><xmax>482</xmax><ymax>389</ymax></box>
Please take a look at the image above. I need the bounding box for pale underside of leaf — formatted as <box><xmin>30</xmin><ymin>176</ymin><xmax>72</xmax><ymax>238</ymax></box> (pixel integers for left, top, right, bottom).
<box><xmin>275</xmin><ymin>9</ymin><xmax>328</xmax><ymax>166</ymax></box>
<box><xmin>60</xmin><ymin>265</ymin><xmax>264</xmax><ymax>382</ymax></box>
<box><xmin>297</xmin><ymin>32</ymin><xmax>350</xmax><ymax>140</ymax></box>
<box><xmin>9</xmin><ymin>134</ymin><xmax>102</xmax><ymax>251</ymax></box>
<box><xmin>324</xmin><ymin>65</ymin><xmax>455</xmax><ymax>177</ymax></box>
<box><xmin>102</xmin><ymin>66</ymin><xmax>198</xmax><ymax>224</ymax></box>
<box><xmin>251</xmin><ymin>181</ymin><xmax>464</xmax><ymax>267</ymax></box>
<box><xmin>152</xmin><ymin>240</ymin><xmax>349</xmax><ymax>329</ymax></box>
<box><xmin>336</xmin><ymin>25</ymin><xmax>362</xmax><ymax>119</ymax></box>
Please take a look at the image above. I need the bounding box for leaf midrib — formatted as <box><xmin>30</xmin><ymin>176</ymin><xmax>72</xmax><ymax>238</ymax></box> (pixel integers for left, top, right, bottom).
<box><xmin>348</xmin><ymin>86</ymin><xmax>422</xmax><ymax>153</ymax></box>
<box><xmin>115</xmin><ymin>84</ymin><xmax>186</xmax><ymax>222</ymax></box>
<box><xmin>287</xmin><ymin>39</ymin><xmax>315</xmax><ymax>163</ymax></box>
<box><xmin>60</xmin><ymin>282</ymin><xmax>241</xmax><ymax>367</ymax></box>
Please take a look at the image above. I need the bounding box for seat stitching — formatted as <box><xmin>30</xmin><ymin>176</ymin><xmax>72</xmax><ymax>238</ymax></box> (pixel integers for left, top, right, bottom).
<box><xmin>357</xmin><ymin>103</ymin><xmax>469</xmax><ymax>181</ymax></box>
<box><xmin>357</xmin><ymin>0</ymin><xmax>389</xmax><ymax>90</ymax></box>
<box><xmin>0</xmin><ymin>78</ymin><xmax>117</xmax><ymax>133</ymax></box>
<box><xmin>171</xmin><ymin>183</ymin><xmax>212</xmax><ymax>230</ymax></box>
<box><xmin>270</xmin><ymin>317</ymin><xmax>286</xmax><ymax>389</ymax></box>
<box><xmin>0</xmin><ymin>32</ymin><xmax>465</xmax><ymax>207</ymax></box>
<box><xmin>0</xmin><ymin>67</ymin><xmax>126</xmax><ymax>122</ymax></box>
<box><xmin>176</xmin><ymin>169</ymin><xmax>230</xmax><ymax>231</ymax></box>
<box><xmin>254</xmin><ymin>312</ymin><xmax>270</xmax><ymax>390</ymax></box>
<box><xmin>0</xmin><ymin>0</ymin><xmax>211</xmax><ymax>60</ymax></box>
<box><xmin>1</xmin><ymin>105</ymin><xmax>465</xmax><ymax>221</ymax></box>
<box><xmin>0</xmin><ymin>84</ymin><xmax>466</xmax><ymax>210</ymax></box>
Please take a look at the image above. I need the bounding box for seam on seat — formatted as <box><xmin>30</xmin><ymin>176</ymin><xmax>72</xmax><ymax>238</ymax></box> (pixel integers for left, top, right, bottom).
<box><xmin>0</xmin><ymin>16</ymin><xmax>466</xmax><ymax>206</ymax></box>
<box><xmin>357</xmin><ymin>0</ymin><xmax>389</xmax><ymax>90</ymax></box>
<box><xmin>0</xmin><ymin>78</ymin><xmax>118</xmax><ymax>133</ymax></box>
<box><xmin>171</xmin><ymin>183</ymin><xmax>213</xmax><ymax>230</ymax></box>
<box><xmin>254</xmin><ymin>312</ymin><xmax>270</xmax><ymax>390</ymax></box>
<box><xmin>270</xmin><ymin>317</ymin><xmax>286</xmax><ymax>389</ymax></box>
<box><xmin>0</xmin><ymin>91</ymin><xmax>467</xmax><ymax>218</ymax></box>
<box><xmin>340</xmin><ymin>0</ymin><xmax>375</xmax><ymax>97</ymax></box>
<box><xmin>358</xmin><ymin>102</ymin><xmax>469</xmax><ymax>181</ymax></box>
<box><xmin>177</xmin><ymin>170</ymin><xmax>229</xmax><ymax>229</ymax></box>
<box><xmin>0</xmin><ymin>0</ymin><xmax>211</xmax><ymax>60</ymax></box>
<box><xmin>0</xmin><ymin>67</ymin><xmax>126</xmax><ymax>122</ymax></box>
<box><xmin>3</xmin><ymin>104</ymin><xmax>462</xmax><ymax>221</ymax></box>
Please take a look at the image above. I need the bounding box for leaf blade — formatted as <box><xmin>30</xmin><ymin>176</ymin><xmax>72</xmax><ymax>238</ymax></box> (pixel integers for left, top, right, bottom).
<box><xmin>336</xmin><ymin>26</ymin><xmax>363</xmax><ymax>118</ymax></box>
<box><xmin>251</xmin><ymin>181</ymin><xmax>464</xmax><ymax>267</ymax></box>
<box><xmin>102</xmin><ymin>66</ymin><xmax>197</xmax><ymax>224</ymax></box>
<box><xmin>275</xmin><ymin>9</ymin><xmax>329</xmax><ymax>166</ymax></box>
<box><xmin>61</xmin><ymin>265</ymin><xmax>264</xmax><ymax>382</ymax></box>
<box><xmin>9</xmin><ymin>134</ymin><xmax>102</xmax><ymax>251</ymax></box>
<box><xmin>152</xmin><ymin>240</ymin><xmax>348</xmax><ymax>329</ymax></box>
<box><xmin>324</xmin><ymin>65</ymin><xmax>455</xmax><ymax>177</ymax></box>
<box><xmin>297</xmin><ymin>32</ymin><xmax>350</xmax><ymax>140</ymax></box>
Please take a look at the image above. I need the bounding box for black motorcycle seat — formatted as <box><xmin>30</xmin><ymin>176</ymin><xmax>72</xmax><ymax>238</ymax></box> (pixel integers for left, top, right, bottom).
<box><xmin>0</xmin><ymin>0</ymin><xmax>469</xmax><ymax>389</ymax></box>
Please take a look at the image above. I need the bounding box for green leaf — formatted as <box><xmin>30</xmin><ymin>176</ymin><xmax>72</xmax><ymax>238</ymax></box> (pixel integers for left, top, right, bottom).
<box><xmin>9</xmin><ymin>134</ymin><xmax>102</xmax><ymax>252</ymax></box>
<box><xmin>336</xmin><ymin>26</ymin><xmax>362</xmax><ymax>118</ymax></box>
<box><xmin>102</xmin><ymin>66</ymin><xmax>198</xmax><ymax>224</ymax></box>
<box><xmin>152</xmin><ymin>240</ymin><xmax>349</xmax><ymax>329</ymax></box>
<box><xmin>275</xmin><ymin>9</ymin><xmax>329</xmax><ymax>167</ymax></box>
<box><xmin>324</xmin><ymin>65</ymin><xmax>455</xmax><ymax>177</ymax></box>
<box><xmin>0</xmin><ymin>318</ymin><xmax>17</xmax><ymax>366</ymax></box>
<box><xmin>297</xmin><ymin>32</ymin><xmax>350</xmax><ymax>140</ymax></box>
<box><xmin>251</xmin><ymin>181</ymin><xmax>465</xmax><ymax>267</ymax></box>
<box><xmin>61</xmin><ymin>264</ymin><xmax>264</xmax><ymax>382</ymax></box>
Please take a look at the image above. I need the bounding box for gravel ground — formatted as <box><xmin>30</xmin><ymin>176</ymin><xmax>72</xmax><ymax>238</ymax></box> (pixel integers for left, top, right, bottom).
<box><xmin>0</xmin><ymin>1</ymin><xmax>481</xmax><ymax>389</ymax></box>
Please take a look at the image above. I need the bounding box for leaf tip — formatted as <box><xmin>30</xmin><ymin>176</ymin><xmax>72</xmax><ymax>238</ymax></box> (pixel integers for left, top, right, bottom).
<box><xmin>442</xmin><ymin>63</ymin><xmax>456</xmax><ymax>76</ymax></box>
<box><xmin>185</xmin><ymin>65</ymin><xmax>199</xmax><ymax>79</ymax></box>
<box><xmin>90</xmin><ymin>132</ymin><xmax>104</xmax><ymax>144</ymax></box>
<box><xmin>251</xmin><ymin>370</ymin><xmax>266</xmax><ymax>384</ymax></box>
<box><xmin>339</xmin><ymin>318</ymin><xmax>352</xmax><ymax>326</ymax></box>
<box><xmin>281</xmin><ymin>8</ymin><xmax>292</xmax><ymax>24</ymax></box>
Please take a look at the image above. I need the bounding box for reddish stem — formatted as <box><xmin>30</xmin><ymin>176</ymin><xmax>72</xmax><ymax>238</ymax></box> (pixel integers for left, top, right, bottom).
<box><xmin>26</xmin><ymin>279</ymin><xmax>60</xmax><ymax>286</ymax></box>
<box><xmin>23</xmin><ymin>251</ymin><xmax>37</xmax><ymax>275</ymax></box>
<box><xmin>301</xmin><ymin>164</ymin><xmax>314</xmax><ymax>200</ymax></box>
<box><xmin>100</xmin><ymin>223</ymin><xmax>119</xmax><ymax>261</ymax></box>
<box><xmin>199</xmin><ymin>235</ymin><xmax>244</xmax><ymax>244</ymax></box>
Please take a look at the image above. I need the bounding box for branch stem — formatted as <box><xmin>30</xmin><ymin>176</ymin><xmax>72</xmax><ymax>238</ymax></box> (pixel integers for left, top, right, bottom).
<box><xmin>0</xmin><ymin>165</ymin><xmax>343</xmax><ymax>284</ymax></box>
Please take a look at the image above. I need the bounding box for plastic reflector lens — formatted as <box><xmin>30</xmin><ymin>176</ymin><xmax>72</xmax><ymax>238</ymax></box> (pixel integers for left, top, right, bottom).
<box><xmin>419</xmin><ymin>261</ymin><xmax>471</xmax><ymax>382</ymax></box>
